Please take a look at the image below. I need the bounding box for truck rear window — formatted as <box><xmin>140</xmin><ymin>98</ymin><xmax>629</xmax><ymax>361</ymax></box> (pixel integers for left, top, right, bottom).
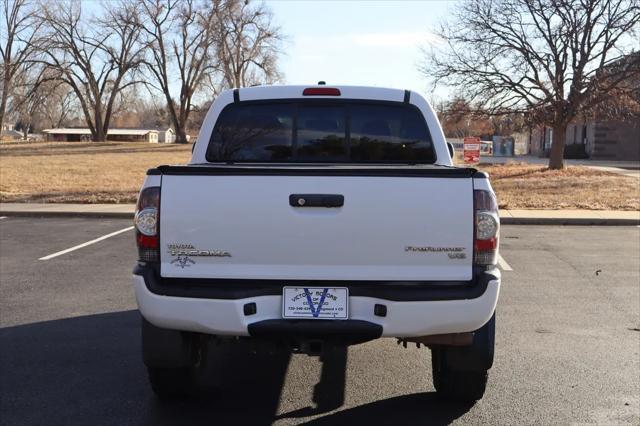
<box><xmin>207</xmin><ymin>101</ymin><xmax>435</xmax><ymax>163</ymax></box>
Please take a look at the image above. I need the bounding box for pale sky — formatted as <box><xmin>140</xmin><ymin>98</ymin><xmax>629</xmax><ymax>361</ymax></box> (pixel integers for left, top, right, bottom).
<box><xmin>82</xmin><ymin>0</ymin><xmax>453</xmax><ymax>99</ymax></box>
<box><xmin>268</xmin><ymin>1</ymin><xmax>453</xmax><ymax>99</ymax></box>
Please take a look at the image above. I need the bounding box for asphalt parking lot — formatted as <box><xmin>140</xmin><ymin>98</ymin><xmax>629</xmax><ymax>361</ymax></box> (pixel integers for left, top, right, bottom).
<box><xmin>0</xmin><ymin>216</ymin><xmax>638</xmax><ymax>425</ymax></box>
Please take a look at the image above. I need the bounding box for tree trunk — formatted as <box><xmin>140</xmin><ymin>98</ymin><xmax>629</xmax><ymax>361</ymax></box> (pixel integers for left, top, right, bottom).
<box><xmin>0</xmin><ymin>78</ymin><xmax>9</xmax><ymax>135</ymax></box>
<box><xmin>548</xmin><ymin>123</ymin><xmax>567</xmax><ymax>170</ymax></box>
<box><xmin>173</xmin><ymin>105</ymin><xmax>190</xmax><ymax>144</ymax></box>
<box><xmin>94</xmin><ymin>128</ymin><xmax>106</xmax><ymax>142</ymax></box>
<box><xmin>175</xmin><ymin>127</ymin><xmax>188</xmax><ymax>144</ymax></box>
<box><xmin>94</xmin><ymin>113</ymin><xmax>106</xmax><ymax>142</ymax></box>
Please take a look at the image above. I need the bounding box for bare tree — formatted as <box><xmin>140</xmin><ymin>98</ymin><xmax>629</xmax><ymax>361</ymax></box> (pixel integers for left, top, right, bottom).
<box><xmin>139</xmin><ymin>0</ymin><xmax>221</xmax><ymax>144</ymax></box>
<box><xmin>35</xmin><ymin>1</ymin><xmax>143</xmax><ymax>141</ymax></box>
<box><xmin>423</xmin><ymin>0</ymin><xmax>640</xmax><ymax>169</ymax></box>
<box><xmin>39</xmin><ymin>83</ymin><xmax>76</xmax><ymax>129</ymax></box>
<box><xmin>215</xmin><ymin>0</ymin><xmax>284</xmax><ymax>88</ymax></box>
<box><xmin>111</xmin><ymin>90</ymin><xmax>167</xmax><ymax>129</ymax></box>
<box><xmin>8</xmin><ymin>64</ymin><xmax>78</xmax><ymax>138</ymax></box>
<box><xmin>0</xmin><ymin>0</ymin><xmax>40</xmax><ymax>133</ymax></box>
<box><xmin>186</xmin><ymin>98</ymin><xmax>212</xmax><ymax>134</ymax></box>
<box><xmin>438</xmin><ymin>97</ymin><xmax>495</xmax><ymax>138</ymax></box>
<box><xmin>9</xmin><ymin>64</ymin><xmax>41</xmax><ymax>138</ymax></box>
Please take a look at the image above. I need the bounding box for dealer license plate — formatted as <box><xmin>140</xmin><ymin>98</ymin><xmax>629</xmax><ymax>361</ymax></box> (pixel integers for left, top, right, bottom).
<box><xmin>282</xmin><ymin>287</ymin><xmax>349</xmax><ymax>319</ymax></box>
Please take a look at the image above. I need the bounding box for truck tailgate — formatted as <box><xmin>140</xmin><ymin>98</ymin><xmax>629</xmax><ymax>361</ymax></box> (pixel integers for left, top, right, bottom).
<box><xmin>159</xmin><ymin>171</ymin><xmax>474</xmax><ymax>281</ymax></box>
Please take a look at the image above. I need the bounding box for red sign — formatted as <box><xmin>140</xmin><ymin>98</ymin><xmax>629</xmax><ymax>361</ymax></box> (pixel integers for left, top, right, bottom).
<box><xmin>463</xmin><ymin>137</ymin><xmax>481</xmax><ymax>164</ymax></box>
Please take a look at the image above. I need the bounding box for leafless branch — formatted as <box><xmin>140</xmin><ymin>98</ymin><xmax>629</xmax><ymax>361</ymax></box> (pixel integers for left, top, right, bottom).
<box><xmin>0</xmin><ymin>0</ymin><xmax>41</xmax><ymax>132</ymax></box>
<box><xmin>214</xmin><ymin>0</ymin><xmax>285</xmax><ymax>88</ymax></box>
<box><xmin>138</xmin><ymin>0</ymin><xmax>222</xmax><ymax>143</ymax></box>
<box><xmin>422</xmin><ymin>0</ymin><xmax>640</xmax><ymax>168</ymax></box>
<box><xmin>32</xmin><ymin>0</ymin><xmax>143</xmax><ymax>141</ymax></box>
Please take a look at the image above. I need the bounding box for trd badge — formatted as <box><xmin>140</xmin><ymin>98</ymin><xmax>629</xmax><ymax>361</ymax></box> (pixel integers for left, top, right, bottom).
<box><xmin>167</xmin><ymin>243</ymin><xmax>232</xmax><ymax>258</ymax></box>
<box><xmin>171</xmin><ymin>255</ymin><xmax>196</xmax><ymax>268</ymax></box>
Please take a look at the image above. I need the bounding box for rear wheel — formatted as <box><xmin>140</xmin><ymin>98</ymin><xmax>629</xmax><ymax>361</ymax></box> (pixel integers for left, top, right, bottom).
<box><xmin>431</xmin><ymin>313</ymin><xmax>495</xmax><ymax>402</ymax></box>
<box><xmin>432</xmin><ymin>349</ymin><xmax>488</xmax><ymax>401</ymax></box>
<box><xmin>141</xmin><ymin>318</ymin><xmax>207</xmax><ymax>399</ymax></box>
<box><xmin>147</xmin><ymin>366</ymin><xmax>197</xmax><ymax>399</ymax></box>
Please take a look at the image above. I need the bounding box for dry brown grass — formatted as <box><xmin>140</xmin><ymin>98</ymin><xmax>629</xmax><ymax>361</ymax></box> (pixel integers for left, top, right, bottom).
<box><xmin>0</xmin><ymin>141</ymin><xmax>192</xmax><ymax>203</ymax></box>
<box><xmin>479</xmin><ymin>162</ymin><xmax>639</xmax><ymax>210</ymax></box>
<box><xmin>1</xmin><ymin>142</ymin><xmax>638</xmax><ymax>209</ymax></box>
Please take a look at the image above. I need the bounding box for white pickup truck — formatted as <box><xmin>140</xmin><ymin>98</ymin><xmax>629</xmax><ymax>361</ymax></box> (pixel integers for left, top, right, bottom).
<box><xmin>132</xmin><ymin>84</ymin><xmax>501</xmax><ymax>402</ymax></box>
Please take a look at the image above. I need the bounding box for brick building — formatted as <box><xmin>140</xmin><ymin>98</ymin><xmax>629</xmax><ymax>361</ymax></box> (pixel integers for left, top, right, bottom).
<box><xmin>529</xmin><ymin>53</ymin><xmax>639</xmax><ymax>161</ymax></box>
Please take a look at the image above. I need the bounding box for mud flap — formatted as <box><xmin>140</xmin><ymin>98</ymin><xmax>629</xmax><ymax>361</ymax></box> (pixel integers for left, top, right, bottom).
<box><xmin>440</xmin><ymin>312</ymin><xmax>495</xmax><ymax>371</ymax></box>
<box><xmin>141</xmin><ymin>317</ymin><xmax>196</xmax><ymax>368</ymax></box>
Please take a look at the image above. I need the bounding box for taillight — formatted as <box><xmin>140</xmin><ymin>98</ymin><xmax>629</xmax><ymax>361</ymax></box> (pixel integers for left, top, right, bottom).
<box><xmin>474</xmin><ymin>190</ymin><xmax>499</xmax><ymax>266</ymax></box>
<box><xmin>302</xmin><ymin>87</ymin><xmax>341</xmax><ymax>96</ymax></box>
<box><xmin>135</xmin><ymin>186</ymin><xmax>160</xmax><ymax>262</ymax></box>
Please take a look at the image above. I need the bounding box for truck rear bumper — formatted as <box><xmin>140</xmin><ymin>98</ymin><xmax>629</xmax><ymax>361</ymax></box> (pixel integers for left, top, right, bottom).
<box><xmin>132</xmin><ymin>269</ymin><xmax>500</xmax><ymax>338</ymax></box>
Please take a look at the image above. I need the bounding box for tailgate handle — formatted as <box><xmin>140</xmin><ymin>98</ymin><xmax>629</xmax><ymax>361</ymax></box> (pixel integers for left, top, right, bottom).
<box><xmin>289</xmin><ymin>194</ymin><xmax>344</xmax><ymax>208</ymax></box>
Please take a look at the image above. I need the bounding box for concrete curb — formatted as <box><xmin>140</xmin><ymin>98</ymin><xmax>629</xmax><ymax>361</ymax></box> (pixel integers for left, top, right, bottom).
<box><xmin>500</xmin><ymin>217</ymin><xmax>639</xmax><ymax>226</ymax></box>
<box><xmin>0</xmin><ymin>210</ymin><xmax>133</xmax><ymax>219</ymax></box>
<box><xmin>1</xmin><ymin>208</ymin><xmax>638</xmax><ymax>225</ymax></box>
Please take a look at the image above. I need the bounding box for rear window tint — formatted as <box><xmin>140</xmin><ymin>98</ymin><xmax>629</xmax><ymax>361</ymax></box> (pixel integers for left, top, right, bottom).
<box><xmin>297</xmin><ymin>105</ymin><xmax>348</xmax><ymax>161</ymax></box>
<box><xmin>350</xmin><ymin>104</ymin><xmax>435</xmax><ymax>162</ymax></box>
<box><xmin>207</xmin><ymin>101</ymin><xmax>435</xmax><ymax>163</ymax></box>
<box><xmin>208</xmin><ymin>103</ymin><xmax>294</xmax><ymax>161</ymax></box>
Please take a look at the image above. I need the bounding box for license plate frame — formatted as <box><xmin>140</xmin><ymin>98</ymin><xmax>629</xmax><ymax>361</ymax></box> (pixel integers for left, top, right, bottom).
<box><xmin>282</xmin><ymin>287</ymin><xmax>349</xmax><ymax>319</ymax></box>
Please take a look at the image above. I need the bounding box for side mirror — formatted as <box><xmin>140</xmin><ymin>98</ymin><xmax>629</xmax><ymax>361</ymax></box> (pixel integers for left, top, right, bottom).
<box><xmin>447</xmin><ymin>142</ymin><xmax>455</xmax><ymax>158</ymax></box>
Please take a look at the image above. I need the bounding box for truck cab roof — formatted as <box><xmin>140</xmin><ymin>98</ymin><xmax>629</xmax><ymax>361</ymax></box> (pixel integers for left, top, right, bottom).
<box><xmin>232</xmin><ymin>84</ymin><xmax>410</xmax><ymax>103</ymax></box>
<box><xmin>191</xmin><ymin>84</ymin><xmax>451</xmax><ymax>166</ymax></box>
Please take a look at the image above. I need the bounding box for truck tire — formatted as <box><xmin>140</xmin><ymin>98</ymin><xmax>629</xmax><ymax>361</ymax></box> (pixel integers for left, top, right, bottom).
<box><xmin>431</xmin><ymin>313</ymin><xmax>495</xmax><ymax>402</ymax></box>
<box><xmin>431</xmin><ymin>350</ymin><xmax>488</xmax><ymax>401</ymax></box>
<box><xmin>142</xmin><ymin>318</ymin><xmax>196</xmax><ymax>369</ymax></box>
<box><xmin>147</xmin><ymin>366</ymin><xmax>197</xmax><ymax>399</ymax></box>
<box><xmin>141</xmin><ymin>318</ymin><xmax>206</xmax><ymax>399</ymax></box>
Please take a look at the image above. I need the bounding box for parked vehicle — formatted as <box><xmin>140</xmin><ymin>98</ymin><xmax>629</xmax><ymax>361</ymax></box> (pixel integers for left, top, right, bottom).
<box><xmin>132</xmin><ymin>84</ymin><xmax>501</xmax><ymax>401</ymax></box>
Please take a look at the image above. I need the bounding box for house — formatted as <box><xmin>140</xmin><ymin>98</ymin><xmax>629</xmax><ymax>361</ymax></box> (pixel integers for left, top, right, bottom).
<box><xmin>530</xmin><ymin>121</ymin><xmax>640</xmax><ymax>161</ymax></box>
<box><xmin>529</xmin><ymin>53</ymin><xmax>640</xmax><ymax>161</ymax></box>
<box><xmin>1</xmin><ymin>124</ymin><xmax>22</xmax><ymax>141</ymax></box>
<box><xmin>156</xmin><ymin>127</ymin><xmax>175</xmax><ymax>143</ymax></box>
<box><xmin>42</xmin><ymin>128</ymin><xmax>161</xmax><ymax>143</ymax></box>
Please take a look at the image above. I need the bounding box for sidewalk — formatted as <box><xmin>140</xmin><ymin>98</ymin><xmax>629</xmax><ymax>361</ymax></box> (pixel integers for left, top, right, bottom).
<box><xmin>498</xmin><ymin>209</ymin><xmax>639</xmax><ymax>225</ymax></box>
<box><xmin>0</xmin><ymin>203</ymin><xmax>134</xmax><ymax>218</ymax></box>
<box><xmin>1</xmin><ymin>203</ymin><xmax>638</xmax><ymax>225</ymax></box>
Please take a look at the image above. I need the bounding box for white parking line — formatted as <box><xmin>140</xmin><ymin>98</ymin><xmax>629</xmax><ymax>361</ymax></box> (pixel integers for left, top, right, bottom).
<box><xmin>497</xmin><ymin>254</ymin><xmax>513</xmax><ymax>271</ymax></box>
<box><xmin>39</xmin><ymin>226</ymin><xmax>134</xmax><ymax>260</ymax></box>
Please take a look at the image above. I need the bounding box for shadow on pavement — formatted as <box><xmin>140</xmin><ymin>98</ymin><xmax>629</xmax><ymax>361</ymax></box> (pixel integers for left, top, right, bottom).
<box><xmin>0</xmin><ymin>311</ymin><xmax>473</xmax><ymax>425</ymax></box>
<box><xmin>273</xmin><ymin>345</ymin><xmax>348</xmax><ymax>420</ymax></box>
<box><xmin>303</xmin><ymin>393</ymin><xmax>474</xmax><ymax>425</ymax></box>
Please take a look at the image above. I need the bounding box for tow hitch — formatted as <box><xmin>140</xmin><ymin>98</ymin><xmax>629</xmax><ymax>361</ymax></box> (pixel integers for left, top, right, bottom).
<box><xmin>292</xmin><ymin>340</ymin><xmax>325</xmax><ymax>356</ymax></box>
